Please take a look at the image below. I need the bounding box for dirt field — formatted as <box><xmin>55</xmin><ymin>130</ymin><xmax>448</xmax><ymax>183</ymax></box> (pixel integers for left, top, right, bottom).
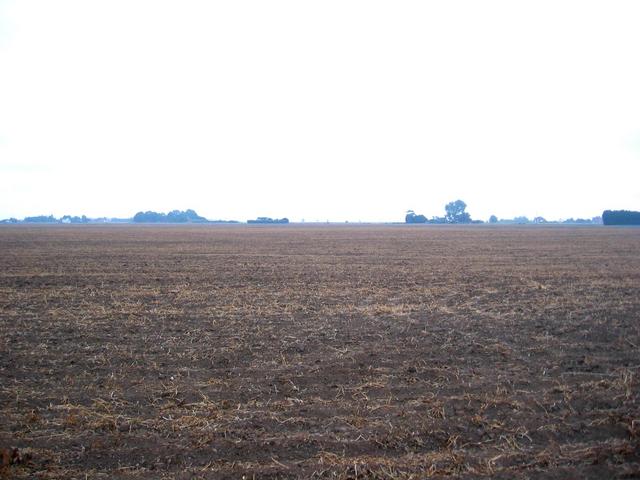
<box><xmin>1</xmin><ymin>225</ymin><xmax>639</xmax><ymax>479</ymax></box>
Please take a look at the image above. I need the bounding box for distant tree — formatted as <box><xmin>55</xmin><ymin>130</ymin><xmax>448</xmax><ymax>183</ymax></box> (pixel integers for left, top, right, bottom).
<box><xmin>133</xmin><ymin>209</ymin><xmax>207</xmax><ymax>223</ymax></box>
<box><xmin>61</xmin><ymin>215</ymin><xmax>87</xmax><ymax>224</ymax></box>
<box><xmin>166</xmin><ymin>210</ymin><xmax>187</xmax><ymax>222</ymax></box>
<box><xmin>444</xmin><ymin>200</ymin><xmax>471</xmax><ymax>224</ymax></box>
<box><xmin>489</xmin><ymin>215</ymin><xmax>498</xmax><ymax>224</ymax></box>
<box><xmin>602</xmin><ymin>210</ymin><xmax>640</xmax><ymax>225</ymax></box>
<box><xmin>23</xmin><ymin>215</ymin><xmax>57</xmax><ymax>223</ymax></box>
<box><xmin>514</xmin><ymin>216</ymin><xmax>530</xmax><ymax>224</ymax></box>
<box><xmin>405</xmin><ymin>210</ymin><xmax>427</xmax><ymax>224</ymax></box>
<box><xmin>533</xmin><ymin>216</ymin><xmax>547</xmax><ymax>224</ymax></box>
<box><xmin>134</xmin><ymin>211</ymin><xmax>165</xmax><ymax>223</ymax></box>
<box><xmin>247</xmin><ymin>217</ymin><xmax>289</xmax><ymax>224</ymax></box>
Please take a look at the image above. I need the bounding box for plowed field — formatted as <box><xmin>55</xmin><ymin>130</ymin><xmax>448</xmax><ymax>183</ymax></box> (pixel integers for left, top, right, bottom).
<box><xmin>1</xmin><ymin>225</ymin><xmax>639</xmax><ymax>478</ymax></box>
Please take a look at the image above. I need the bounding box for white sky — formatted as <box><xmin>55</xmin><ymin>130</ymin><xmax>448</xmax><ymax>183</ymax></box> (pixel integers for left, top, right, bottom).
<box><xmin>1</xmin><ymin>1</ymin><xmax>639</xmax><ymax>222</ymax></box>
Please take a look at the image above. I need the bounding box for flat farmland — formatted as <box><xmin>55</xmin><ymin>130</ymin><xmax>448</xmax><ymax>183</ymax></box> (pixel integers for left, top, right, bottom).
<box><xmin>1</xmin><ymin>225</ymin><xmax>639</xmax><ymax>479</ymax></box>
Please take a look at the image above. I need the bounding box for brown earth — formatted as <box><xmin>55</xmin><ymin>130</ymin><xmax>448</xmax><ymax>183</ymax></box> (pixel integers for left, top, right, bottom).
<box><xmin>0</xmin><ymin>225</ymin><xmax>639</xmax><ymax>479</ymax></box>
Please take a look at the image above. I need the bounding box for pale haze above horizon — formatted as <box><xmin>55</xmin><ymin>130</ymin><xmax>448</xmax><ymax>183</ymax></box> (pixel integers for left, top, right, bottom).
<box><xmin>1</xmin><ymin>1</ymin><xmax>639</xmax><ymax>222</ymax></box>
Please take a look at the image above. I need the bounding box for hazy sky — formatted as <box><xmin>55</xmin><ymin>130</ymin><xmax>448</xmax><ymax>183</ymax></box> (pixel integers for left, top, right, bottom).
<box><xmin>1</xmin><ymin>1</ymin><xmax>639</xmax><ymax>222</ymax></box>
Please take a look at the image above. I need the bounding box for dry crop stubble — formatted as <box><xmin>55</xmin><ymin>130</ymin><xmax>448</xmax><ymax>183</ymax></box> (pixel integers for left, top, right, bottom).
<box><xmin>0</xmin><ymin>224</ymin><xmax>639</xmax><ymax>478</ymax></box>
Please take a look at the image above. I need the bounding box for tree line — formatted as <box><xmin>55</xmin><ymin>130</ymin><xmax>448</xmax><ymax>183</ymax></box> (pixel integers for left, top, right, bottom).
<box><xmin>133</xmin><ymin>209</ymin><xmax>208</xmax><ymax>223</ymax></box>
<box><xmin>602</xmin><ymin>210</ymin><xmax>640</xmax><ymax>225</ymax></box>
<box><xmin>247</xmin><ymin>217</ymin><xmax>289</xmax><ymax>224</ymax></box>
<box><xmin>405</xmin><ymin>201</ymin><xmax>630</xmax><ymax>225</ymax></box>
<box><xmin>406</xmin><ymin>200</ymin><xmax>479</xmax><ymax>224</ymax></box>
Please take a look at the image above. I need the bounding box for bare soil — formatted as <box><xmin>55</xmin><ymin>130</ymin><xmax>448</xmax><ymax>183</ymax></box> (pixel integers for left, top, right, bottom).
<box><xmin>1</xmin><ymin>225</ymin><xmax>639</xmax><ymax>478</ymax></box>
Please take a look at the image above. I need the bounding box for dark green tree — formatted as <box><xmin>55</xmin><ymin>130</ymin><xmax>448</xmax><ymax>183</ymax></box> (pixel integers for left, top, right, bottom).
<box><xmin>405</xmin><ymin>210</ymin><xmax>427</xmax><ymax>224</ymax></box>
<box><xmin>602</xmin><ymin>210</ymin><xmax>640</xmax><ymax>225</ymax></box>
<box><xmin>444</xmin><ymin>200</ymin><xmax>471</xmax><ymax>224</ymax></box>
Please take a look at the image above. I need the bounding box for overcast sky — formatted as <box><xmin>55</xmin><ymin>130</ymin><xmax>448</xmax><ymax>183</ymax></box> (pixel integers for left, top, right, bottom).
<box><xmin>1</xmin><ymin>1</ymin><xmax>639</xmax><ymax>222</ymax></box>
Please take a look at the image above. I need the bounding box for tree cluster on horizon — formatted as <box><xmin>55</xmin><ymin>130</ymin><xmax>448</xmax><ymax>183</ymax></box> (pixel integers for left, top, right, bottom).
<box><xmin>406</xmin><ymin>201</ymin><xmax>611</xmax><ymax>225</ymax></box>
<box><xmin>0</xmin><ymin>209</ymin><xmax>240</xmax><ymax>224</ymax></box>
<box><xmin>133</xmin><ymin>209</ymin><xmax>208</xmax><ymax>223</ymax></box>
<box><xmin>247</xmin><ymin>217</ymin><xmax>289</xmax><ymax>224</ymax></box>
<box><xmin>406</xmin><ymin>200</ymin><xmax>477</xmax><ymax>224</ymax></box>
<box><xmin>0</xmin><ymin>214</ymin><xmax>91</xmax><ymax>224</ymax></box>
<box><xmin>602</xmin><ymin>210</ymin><xmax>640</xmax><ymax>225</ymax></box>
